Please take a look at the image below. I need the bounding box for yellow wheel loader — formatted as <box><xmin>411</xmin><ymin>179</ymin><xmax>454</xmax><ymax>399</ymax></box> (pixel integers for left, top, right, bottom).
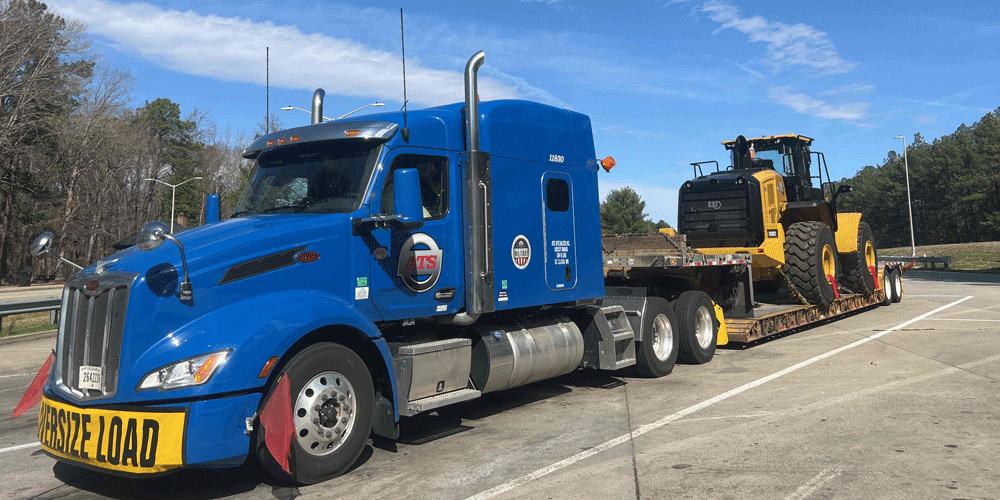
<box><xmin>678</xmin><ymin>134</ymin><xmax>877</xmax><ymax>306</ymax></box>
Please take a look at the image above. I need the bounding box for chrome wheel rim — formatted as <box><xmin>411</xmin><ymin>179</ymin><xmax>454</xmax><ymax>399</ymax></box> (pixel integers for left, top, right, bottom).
<box><xmin>651</xmin><ymin>314</ymin><xmax>674</xmax><ymax>361</ymax></box>
<box><xmin>895</xmin><ymin>275</ymin><xmax>902</xmax><ymax>297</ymax></box>
<box><xmin>884</xmin><ymin>273</ymin><xmax>891</xmax><ymax>298</ymax></box>
<box><xmin>293</xmin><ymin>371</ymin><xmax>357</xmax><ymax>457</ymax></box>
<box><xmin>694</xmin><ymin>306</ymin><xmax>714</xmax><ymax>350</ymax></box>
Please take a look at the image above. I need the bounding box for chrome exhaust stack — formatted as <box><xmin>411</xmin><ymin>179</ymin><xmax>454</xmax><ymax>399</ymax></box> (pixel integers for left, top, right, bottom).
<box><xmin>460</xmin><ymin>50</ymin><xmax>494</xmax><ymax>320</ymax></box>
<box><xmin>311</xmin><ymin>88</ymin><xmax>326</xmax><ymax>125</ymax></box>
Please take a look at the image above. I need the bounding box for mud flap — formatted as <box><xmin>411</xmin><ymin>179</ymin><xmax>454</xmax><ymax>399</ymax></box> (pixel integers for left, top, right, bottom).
<box><xmin>13</xmin><ymin>352</ymin><xmax>54</xmax><ymax>417</ymax></box>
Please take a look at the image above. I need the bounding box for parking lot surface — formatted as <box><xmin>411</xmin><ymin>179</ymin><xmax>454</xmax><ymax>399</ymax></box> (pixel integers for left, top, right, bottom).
<box><xmin>2</xmin><ymin>271</ymin><xmax>998</xmax><ymax>500</ymax></box>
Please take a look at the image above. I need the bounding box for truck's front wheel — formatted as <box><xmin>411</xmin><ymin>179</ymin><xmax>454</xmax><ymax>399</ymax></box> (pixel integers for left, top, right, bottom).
<box><xmin>257</xmin><ymin>343</ymin><xmax>374</xmax><ymax>484</ymax></box>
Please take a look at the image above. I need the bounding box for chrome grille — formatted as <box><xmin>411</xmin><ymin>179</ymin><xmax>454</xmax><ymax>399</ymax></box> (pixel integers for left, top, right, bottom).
<box><xmin>55</xmin><ymin>272</ymin><xmax>136</xmax><ymax>401</ymax></box>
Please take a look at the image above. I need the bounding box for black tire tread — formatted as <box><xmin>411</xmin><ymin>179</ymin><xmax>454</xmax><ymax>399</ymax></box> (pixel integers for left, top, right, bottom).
<box><xmin>783</xmin><ymin>221</ymin><xmax>838</xmax><ymax>307</ymax></box>
<box><xmin>634</xmin><ymin>297</ymin><xmax>679</xmax><ymax>378</ymax></box>
<box><xmin>675</xmin><ymin>291</ymin><xmax>718</xmax><ymax>365</ymax></box>
<box><xmin>840</xmin><ymin>222</ymin><xmax>876</xmax><ymax>294</ymax></box>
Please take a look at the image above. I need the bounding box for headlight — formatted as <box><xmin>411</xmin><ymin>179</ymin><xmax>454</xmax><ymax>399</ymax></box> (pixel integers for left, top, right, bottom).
<box><xmin>137</xmin><ymin>350</ymin><xmax>231</xmax><ymax>391</ymax></box>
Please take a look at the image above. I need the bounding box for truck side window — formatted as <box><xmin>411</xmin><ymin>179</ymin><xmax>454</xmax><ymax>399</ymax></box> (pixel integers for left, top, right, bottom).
<box><xmin>381</xmin><ymin>155</ymin><xmax>449</xmax><ymax>219</ymax></box>
<box><xmin>546</xmin><ymin>178</ymin><xmax>570</xmax><ymax>212</ymax></box>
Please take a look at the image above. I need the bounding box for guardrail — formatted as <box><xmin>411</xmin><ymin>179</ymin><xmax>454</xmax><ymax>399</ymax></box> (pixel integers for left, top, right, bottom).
<box><xmin>0</xmin><ymin>297</ymin><xmax>61</xmax><ymax>331</ymax></box>
<box><xmin>879</xmin><ymin>255</ymin><xmax>952</xmax><ymax>269</ymax></box>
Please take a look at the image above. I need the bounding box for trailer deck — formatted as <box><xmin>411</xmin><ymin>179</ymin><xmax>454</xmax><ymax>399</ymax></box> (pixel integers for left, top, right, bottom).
<box><xmin>602</xmin><ymin>232</ymin><xmax>894</xmax><ymax>344</ymax></box>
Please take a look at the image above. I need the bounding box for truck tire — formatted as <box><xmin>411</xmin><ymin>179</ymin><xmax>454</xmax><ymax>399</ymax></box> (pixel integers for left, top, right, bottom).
<box><xmin>783</xmin><ymin>221</ymin><xmax>839</xmax><ymax>307</ymax></box>
<box><xmin>634</xmin><ymin>297</ymin><xmax>680</xmax><ymax>378</ymax></box>
<box><xmin>840</xmin><ymin>222</ymin><xmax>877</xmax><ymax>294</ymax></box>
<box><xmin>890</xmin><ymin>268</ymin><xmax>903</xmax><ymax>303</ymax></box>
<box><xmin>675</xmin><ymin>291</ymin><xmax>719</xmax><ymax>364</ymax></box>
<box><xmin>257</xmin><ymin>343</ymin><xmax>374</xmax><ymax>484</ymax></box>
<box><xmin>881</xmin><ymin>268</ymin><xmax>892</xmax><ymax>306</ymax></box>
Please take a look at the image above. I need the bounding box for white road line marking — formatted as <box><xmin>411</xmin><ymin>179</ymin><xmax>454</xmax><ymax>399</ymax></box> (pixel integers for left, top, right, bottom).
<box><xmin>0</xmin><ymin>442</ymin><xmax>40</xmax><ymax>454</ymax></box>
<box><xmin>903</xmin><ymin>294</ymin><xmax>972</xmax><ymax>297</ymax></box>
<box><xmin>785</xmin><ymin>466</ymin><xmax>843</xmax><ymax>500</ymax></box>
<box><xmin>0</xmin><ymin>373</ymin><xmax>34</xmax><ymax>379</ymax></box>
<box><xmin>464</xmin><ymin>296</ymin><xmax>973</xmax><ymax>500</ymax></box>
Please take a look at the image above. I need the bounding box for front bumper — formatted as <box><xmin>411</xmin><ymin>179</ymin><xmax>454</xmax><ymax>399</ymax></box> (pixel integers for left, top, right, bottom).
<box><xmin>38</xmin><ymin>389</ymin><xmax>261</xmax><ymax>476</ymax></box>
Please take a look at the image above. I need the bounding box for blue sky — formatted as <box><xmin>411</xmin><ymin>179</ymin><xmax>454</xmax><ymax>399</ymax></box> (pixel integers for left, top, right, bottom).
<box><xmin>47</xmin><ymin>0</ymin><xmax>1000</xmax><ymax>224</ymax></box>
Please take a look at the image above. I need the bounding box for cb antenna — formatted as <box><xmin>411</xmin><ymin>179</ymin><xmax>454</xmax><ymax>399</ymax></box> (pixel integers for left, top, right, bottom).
<box><xmin>266</xmin><ymin>46</ymin><xmax>270</xmax><ymax>134</ymax></box>
<box><xmin>400</xmin><ymin>8</ymin><xmax>409</xmax><ymax>142</ymax></box>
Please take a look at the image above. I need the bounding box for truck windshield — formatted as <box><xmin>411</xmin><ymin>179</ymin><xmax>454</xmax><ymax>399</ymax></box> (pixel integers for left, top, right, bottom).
<box><xmin>234</xmin><ymin>141</ymin><xmax>383</xmax><ymax>216</ymax></box>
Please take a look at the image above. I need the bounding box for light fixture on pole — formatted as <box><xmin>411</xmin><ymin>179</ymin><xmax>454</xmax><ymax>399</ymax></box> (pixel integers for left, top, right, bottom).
<box><xmin>280</xmin><ymin>102</ymin><xmax>385</xmax><ymax>121</ymax></box>
<box><xmin>145</xmin><ymin>177</ymin><xmax>203</xmax><ymax>234</ymax></box>
<box><xmin>894</xmin><ymin>135</ymin><xmax>917</xmax><ymax>257</ymax></box>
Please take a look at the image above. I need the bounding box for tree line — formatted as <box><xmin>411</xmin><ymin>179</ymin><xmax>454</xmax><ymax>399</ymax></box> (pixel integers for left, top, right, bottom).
<box><xmin>838</xmin><ymin>108</ymin><xmax>1000</xmax><ymax>249</ymax></box>
<box><xmin>1</xmin><ymin>0</ymin><xmax>258</xmax><ymax>283</ymax></box>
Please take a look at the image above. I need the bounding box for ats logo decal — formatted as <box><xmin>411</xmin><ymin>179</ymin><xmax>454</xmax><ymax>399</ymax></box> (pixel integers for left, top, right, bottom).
<box><xmin>511</xmin><ymin>235</ymin><xmax>531</xmax><ymax>269</ymax></box>
<box><xmin>397</xmin><ymin>233</ymin><xmax>443</xmax><ymax>293</ymax></box>
<box><xmin>707</xmin><ymin>200</ymin><xmax>723</xmax><ymax>210</ymax></box>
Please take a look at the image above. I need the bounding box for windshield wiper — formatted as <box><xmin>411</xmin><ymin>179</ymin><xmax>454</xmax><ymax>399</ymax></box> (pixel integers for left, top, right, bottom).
<box><xmin>257</xmin><ymin>204</ymin><xmax>311</xmax><ymax>215</ymax></box>
<box><xmin>231</xmin><ymin>210</ymin><xmax>252</xmax><ymax>218</ymax></box>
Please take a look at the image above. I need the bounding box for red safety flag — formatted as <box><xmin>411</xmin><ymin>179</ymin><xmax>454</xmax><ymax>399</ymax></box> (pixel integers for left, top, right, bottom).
<box><xmin>13</xmin><ymin>352</ymin><xmax>55</xmax><ymax>417</ymax></box>
<box><xmin>259</xmin><ymin>374</ymin><xmax>295</xmax><ymax>474</ymax></box>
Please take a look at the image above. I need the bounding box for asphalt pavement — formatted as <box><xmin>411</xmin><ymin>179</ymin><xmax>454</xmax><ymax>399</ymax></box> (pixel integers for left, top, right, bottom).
<box><xmin>1</xmin><ymin>271</ymin><xmax>998</xmax><ymax>500</ymax></box>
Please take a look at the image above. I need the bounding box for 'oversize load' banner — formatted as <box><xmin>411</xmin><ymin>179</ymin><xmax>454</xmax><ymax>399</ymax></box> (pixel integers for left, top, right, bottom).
<box><xmin>38</xmin><ymin>396</ymin><xmax>186</xmax><ymax>474</ymax></box>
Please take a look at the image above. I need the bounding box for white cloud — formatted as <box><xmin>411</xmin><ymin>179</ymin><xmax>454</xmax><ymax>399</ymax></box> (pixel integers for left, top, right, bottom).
<box><xmin>698</xmin><ymin>0</ymin><xmax>856</xmax><ymax>75</ymax></box>
<box><xmin>820</xmin><ymin>82</ymin><xmax>875</xmax><ymax>96</ymax></box>
<box><xmin>768</xmin><ymin>86</ymin><xmax>868</xmax><ymax>121</ymax></box>
<box><xmin>46</xmin><ymin>0</ymin><xmax>526</xmax><ymax>106</ymax></box>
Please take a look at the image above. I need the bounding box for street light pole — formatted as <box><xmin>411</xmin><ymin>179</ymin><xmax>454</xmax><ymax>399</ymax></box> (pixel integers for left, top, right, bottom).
<box><xmin>145</xmin><ymin>177</ymin><xmax>203</xmax><ymax>234</ymax></box>
<box><xmin>894</xmin><ymin>135</ymin><xmax>917</xmax><ymax>257</ymax></box>
<box><xmin>281</xmin><ymin>102</ymin><xmax>385</xmax><ymax>121</ymax></box>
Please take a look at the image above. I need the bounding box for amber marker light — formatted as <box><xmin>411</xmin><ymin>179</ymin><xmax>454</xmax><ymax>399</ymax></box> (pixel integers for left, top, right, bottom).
<box><xmin>290</xmin><ymin>136</ymin><xmax>301</xmax><ymax>142</ymax></box>
<box><xmin>267</xmin><ymin>140</ymin><xmax>275</xmax><ymax>146</ymax></box>
<box><xmin>259</xmin><ymin>356</ymin><xmax>279</xmax><ymax>379</ymax></box>
<box><xmin>345</xmin><ymin>130</ymin><xmax>360</xmax><ymax>137</ymax></box>
<box><xmin>601</xmin><ymin>156</ymin><xmax>616</xmax><ymax>172</ymax></box>
<box><xmin>277</xmin><ymin>138</ymin><xmax>287</xmax><ymax>144</ymax></box>
<box><xmin>193</xmin><ymin>352</ymin><xmax>227</xmax><ymax>384</ymax></box>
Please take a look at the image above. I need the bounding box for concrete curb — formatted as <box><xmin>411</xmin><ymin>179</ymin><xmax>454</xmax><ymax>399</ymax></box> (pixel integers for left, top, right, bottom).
<box><xmin>0</xmin><ymin>330</ymin><xmax>56</xmax><ymax>346</ymax></box>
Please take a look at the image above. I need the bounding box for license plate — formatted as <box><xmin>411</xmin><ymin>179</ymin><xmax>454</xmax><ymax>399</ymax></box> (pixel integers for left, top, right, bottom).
<box><xmin>38</xmin><ymin>396</ymin><xmax>187</xmax><ymax>474</ymax></box>
<box><xmin>78</xmin><ymin>366</ymin><xmax>102</xmax><ymax>391</ymax></box>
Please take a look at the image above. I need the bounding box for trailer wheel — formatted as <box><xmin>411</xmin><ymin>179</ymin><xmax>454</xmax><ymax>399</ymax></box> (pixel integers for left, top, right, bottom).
<box><xmin>890</xmin><ymin>268</ymin><xmax>903</xmax><ymax>303</ymax></box>
<box><xmin>635</xmin><ymin>297</ymin><xmax>680</xmax><ymax>378</ymax></box>
<box><xmin>881</xmin><ymin>268</ymin><xmax>892</xmax><ymax>306</ymax></box>
<box><xmin>675</xmin><ymin>291</ymin><xmax>719</xmax><ymax>364</ymax></box>
<box><xmin>783</xmin><ymin>221</ymin><xmax>839</xmax><ymax>307</ymax></box>
<box><xmin>840</xmin><ymin>222</ymin><xmax>877</xmax><ymax>294</ymax></box>
<box><xmin>256</xmin><ymin>343</ymin><xmax>374</xmax><ymax>485</ymax></box>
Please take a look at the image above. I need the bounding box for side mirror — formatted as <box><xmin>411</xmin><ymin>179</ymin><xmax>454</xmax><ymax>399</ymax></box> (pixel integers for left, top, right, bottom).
<box><xmin>392</xmin><ymin>168</ymin><xmax>424</xmax><ymax>231</ymax></box>
<box><xmin>137</xmin><ymin>222</ymin><xmax>169</xmax><ymax>251</ymax></box>
<box><xmin>30</xmin><ymin>232</ymin><xmax>53</xmax><ymax>257</ymax></box>
<box><xmin>205</xmin><ymin>194</ymin><xmax>220</xmax><ymax>224</ymax></box>
<box><xmin>836</xmin><ymin>184</ymin><xmax>853</xmax><ymax>195</ymax></box>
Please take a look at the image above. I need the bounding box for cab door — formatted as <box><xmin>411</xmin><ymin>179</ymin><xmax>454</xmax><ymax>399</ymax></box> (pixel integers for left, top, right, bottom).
<box><xmin>366</xmin><ymin>149</ymin><xmax>464</xmax><ymax>320</ymax></box>
<box><xmin>542</xmin><ymin>172</ymin><xmax>577</xmax><ymax>291</ymax></box>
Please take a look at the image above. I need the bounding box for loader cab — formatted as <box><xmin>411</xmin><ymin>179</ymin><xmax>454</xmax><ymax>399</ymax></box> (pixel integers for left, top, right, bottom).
<box><xmin>723</xmin><ymin>134</ymin><xmax>828</xmax><ymax>203</ymax></box>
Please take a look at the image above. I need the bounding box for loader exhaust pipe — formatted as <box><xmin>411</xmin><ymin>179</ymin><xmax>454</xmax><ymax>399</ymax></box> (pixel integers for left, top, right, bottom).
<box><xmin>464</xmin><ymin>51</ymin><xmax>485</xmax><ymax>152</ymax></box>
<box><xmin>311</xmin><ymin>88</ymin><xmax>325</xmax><ymax>125</ymax></box>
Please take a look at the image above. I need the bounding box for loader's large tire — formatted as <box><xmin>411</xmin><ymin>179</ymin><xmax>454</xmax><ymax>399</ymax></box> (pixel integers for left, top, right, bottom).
<box><xmin>783</xmin><ymin>221</ymin><xmax>839</xmax><ymax>307</ymax></box>
<box><xmin>840</xmin><ymin>222</ymin><xmax>877</xmax><ymax>294</ymax></box>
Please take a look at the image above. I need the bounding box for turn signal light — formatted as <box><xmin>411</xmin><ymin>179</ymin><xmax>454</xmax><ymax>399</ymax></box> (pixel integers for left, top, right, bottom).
<box><xmin>601</xmin><ymin>156</ymin><xmax>616</xmax><ymax>172</ymax></box>
<box><xmin>259</xmin><ymin>356</ymin><xmax>279</xmax><ymax>379</ymax></box>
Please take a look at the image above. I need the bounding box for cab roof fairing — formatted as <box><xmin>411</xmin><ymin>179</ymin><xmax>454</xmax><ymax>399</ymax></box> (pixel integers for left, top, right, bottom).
<box><xmin>242</xmin><ymin>120</ymin><xmax>400</xmax><ymax>159</ymax></box>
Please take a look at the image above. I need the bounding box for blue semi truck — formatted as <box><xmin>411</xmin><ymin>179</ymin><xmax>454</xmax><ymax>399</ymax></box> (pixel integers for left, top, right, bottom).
<box><xmin>26</xmin><ymin>52</ymin><xmax>896</xmax><ymax>484</ymax></box>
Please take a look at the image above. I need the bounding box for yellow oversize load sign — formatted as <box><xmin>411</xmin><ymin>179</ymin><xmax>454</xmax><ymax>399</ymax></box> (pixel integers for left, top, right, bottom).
<box><xmin>38</xmin><ymin>396</ymin><xmax>187</xmax><ymax>474</ymax></box>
